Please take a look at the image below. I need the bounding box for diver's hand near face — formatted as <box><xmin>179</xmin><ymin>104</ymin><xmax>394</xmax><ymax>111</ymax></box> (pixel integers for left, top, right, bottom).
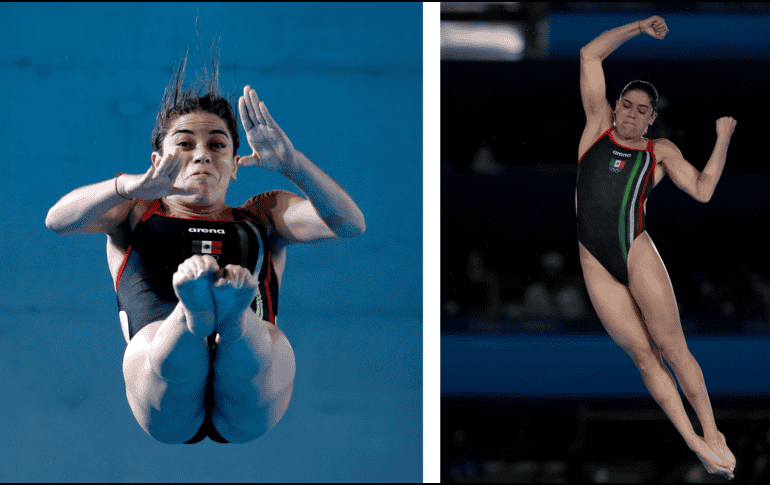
<box><xmin>120</xmin><ymin>148</ymin><xmax>196</xmax><ymax>199</ymax></box>
<box><xmin>237</xmin><ymin>85</ymin><xmax>297</xmax><ymax>173</ymax></box>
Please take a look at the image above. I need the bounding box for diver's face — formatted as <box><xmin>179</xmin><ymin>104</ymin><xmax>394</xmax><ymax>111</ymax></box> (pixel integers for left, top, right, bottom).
<box><xmin>154</xmin><ymin>111</ymin><xmax>240</xmax><ymax>204</ymax></box>
<box><xmin>615</xmin><ymin>90</ymin><xmax>657</xmax><ymax>138</ymax></box>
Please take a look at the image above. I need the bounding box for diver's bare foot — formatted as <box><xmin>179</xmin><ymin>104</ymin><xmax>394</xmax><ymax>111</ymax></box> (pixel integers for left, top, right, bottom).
<box><xmin>691</xmin><ymin>436</ymin><xmax>734</xmax><ymax>480</ymax></box>
<box><xmin>706</xmin><ymin>431</ymin><xmax>736</xmax><ymax>475</ymax></box>
<box><xmin>172</xmin><ymin>255</ymin><xmax>219</xmax><ymax>337</ymax></box>
<box><xmin>212</xmin><ymin>264</ymin><xmax>259</xmax><ymax>339</ymax></box>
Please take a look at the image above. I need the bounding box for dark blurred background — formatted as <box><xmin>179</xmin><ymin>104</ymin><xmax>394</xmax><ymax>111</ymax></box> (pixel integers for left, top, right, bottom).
<box><xmin>441</xmin><ymin>2</ymin><xmax>770</xmax><ymax>482</ymax></box>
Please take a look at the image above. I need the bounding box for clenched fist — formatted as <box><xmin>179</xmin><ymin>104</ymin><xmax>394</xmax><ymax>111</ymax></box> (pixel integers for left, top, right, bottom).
<box><xmin>639</xmin><ymin>16</ymin><xmax>668</xmax><ymax>40</ymax></box>
<box><xmin>715</xmin><ymin>117</ymin><xmax>737</xmax><ymax>139</ymax></box>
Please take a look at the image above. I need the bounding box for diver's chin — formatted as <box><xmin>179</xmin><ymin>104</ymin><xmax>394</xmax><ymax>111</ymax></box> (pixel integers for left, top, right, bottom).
<box><xmin>617</xmin><ymin>125</ymin><xmax>637</xmax><ymax>139</ymax></box>
<box><xmin>169</xmin><ymin>186</ymin><xmax>209</xmax><ymax>204</ymax></box>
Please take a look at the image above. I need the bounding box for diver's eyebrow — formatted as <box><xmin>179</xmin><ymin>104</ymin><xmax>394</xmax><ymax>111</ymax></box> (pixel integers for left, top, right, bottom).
<box><xmin>623</xmin><ymin>100</ymin><xmax>650</xmax><ymax>109</ymax></box>
<box><xmin>171</xmin><ymin>129</ymin><xmax>230</xmax><ymax>138</ymax></box>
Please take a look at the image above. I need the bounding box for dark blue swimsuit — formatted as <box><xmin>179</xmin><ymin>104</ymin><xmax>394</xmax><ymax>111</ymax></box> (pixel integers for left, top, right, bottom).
<box><xmin>116</xmin><ymin>195</ymin><xmax>280</xmax><ymax>443</ymax></box>
<box><xmin>576</xmin><ymin>127</ymin><xmax>657</xmax><ymax>286</ymax></box>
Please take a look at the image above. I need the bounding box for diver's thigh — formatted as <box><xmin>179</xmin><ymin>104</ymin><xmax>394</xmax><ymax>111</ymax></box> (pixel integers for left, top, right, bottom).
<box><xmin>627</xmin><ymin>232</ymin><xmax>687</xmax><ymax>354</ymax></box>
<box><xmin>211</xmin><ymin>320</ymin><xmax>295</xmax><ymax>443</ymax></box>
<box><xmin>122</xmin><ymin>320</ymin><xmax>208</xmax><ymax>443</ymax></box>
<box><xmin>580</xmin><ymin>242</ymin><xmax>655</xmax><ymax>355</ymax></box>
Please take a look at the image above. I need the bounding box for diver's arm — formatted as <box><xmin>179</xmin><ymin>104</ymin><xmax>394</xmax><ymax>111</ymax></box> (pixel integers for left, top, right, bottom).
<box><xmin>581</xmin><ymin>16</ymin><xmax>668</xmax><ymax>61</ymax></box>
<box><xmin>273</xmin><ymin>150</ymin><xmax>366</xmax><ymax>244</ymax></box>
<box><xmin>45</xmin><ymin>177</ymin><xmax>135</xmax><ymax>235</ymax></box>
<box><xmin>580</xmin><ymin>20</ymin><xmax>644</xmax><ymax>61</ymax></box>
<box><xmin>698</xmin><ymin>123</ymin><xmax>735</xmax><ymax>203</ymax></box>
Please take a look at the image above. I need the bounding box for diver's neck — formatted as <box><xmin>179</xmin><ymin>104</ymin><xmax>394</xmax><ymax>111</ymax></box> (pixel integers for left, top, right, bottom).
<box><xmin>162</xmin><ymin>196</ymin><xmax>229</xmax><ymax>219</ymax></box>
<box><xmin>612</xmin><ymin>126</ymin><xmax>646</xmax><ymax>148</ymax></box>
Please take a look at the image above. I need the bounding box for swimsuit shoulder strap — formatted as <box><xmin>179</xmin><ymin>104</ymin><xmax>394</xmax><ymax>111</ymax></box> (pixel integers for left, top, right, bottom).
<box><xmin>139</xmin><ymin>199</ymin><xmax>162</xmax><ymax>224</ymax></box>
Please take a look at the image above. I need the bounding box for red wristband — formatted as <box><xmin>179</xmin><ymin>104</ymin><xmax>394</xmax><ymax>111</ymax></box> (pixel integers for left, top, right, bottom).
<box><xmin>115</xmin><ymin>172</ymin><xmax>132</xmax><ymax>200</ymax></box>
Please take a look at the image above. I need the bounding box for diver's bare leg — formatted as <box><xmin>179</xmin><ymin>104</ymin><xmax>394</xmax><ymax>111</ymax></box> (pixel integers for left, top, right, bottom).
<box><xmin>122</xmin><ymin>255</ymin><xmax>219</xmax><ymax>443</ymax></box>
<box><xmin>627</xmin><ymin>233</ymin><xmax>735</xmax><ymax>478</ymax></box>
<box><xmin>580</xmin><ymin>241</ymin><xmax>734</xmax><ymax>479</ymax></box>
<box><xmin>208</xmin><ymin>265</ymin><xmax>296</xmax><ymax>443</ymax></box>
<box><xmin>581</xmin><ymin>244</ymin><xmax>701</xmax><ymax>446</ymax></box>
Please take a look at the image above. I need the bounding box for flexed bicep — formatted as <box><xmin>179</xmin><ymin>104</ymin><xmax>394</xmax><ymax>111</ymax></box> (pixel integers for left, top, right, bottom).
<box><xmin>658</xmin><ymin>139</ymin><xmax>704</xmax><ymax>202</ymax></box>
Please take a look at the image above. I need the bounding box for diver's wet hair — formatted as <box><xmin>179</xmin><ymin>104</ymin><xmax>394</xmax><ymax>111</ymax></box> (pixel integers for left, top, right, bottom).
<box><xmin>151</xmin><ymin>44</ymin><xmax>239</xmax><ymax>156</ymax></box>
<box><xmin>620</xmin><ymin>80</ymin><xmax>659</xmax><ymax>114</ymax></box>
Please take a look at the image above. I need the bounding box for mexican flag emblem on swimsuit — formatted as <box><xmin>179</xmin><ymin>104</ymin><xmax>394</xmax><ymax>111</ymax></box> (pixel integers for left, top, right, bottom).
<box><xmin>192</xmin><ymin>240</ymin><xmax>222</xmax><ymax>255</ymax></box>
<box><xmin>610</xmin><ymin>159</ymin><xmax>627</xmax><ymax>173</ymax></box>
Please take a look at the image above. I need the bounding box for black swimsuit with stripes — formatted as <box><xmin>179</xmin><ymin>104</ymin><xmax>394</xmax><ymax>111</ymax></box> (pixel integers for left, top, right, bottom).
<box><xmin>116</xmin><ymin>198</ymin><xmax>278</xmax><ymax>338</ymax></box>
<box><xmin>115</xmin><ymin>197</ymin><xmax>280</xmax><ymax>444</ymax></box>
<box><xmin>576</xmin><ymin>127</ymin><xmax>657</xmax><ymax>286</ymax></box>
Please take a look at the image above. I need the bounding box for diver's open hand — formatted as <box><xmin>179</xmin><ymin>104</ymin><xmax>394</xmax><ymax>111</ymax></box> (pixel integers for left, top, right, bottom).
<box><xmin>121</xmin><ymin>148</ymin><xmax>196</xmax><ymax>199</ymax></box>
<box><xmin>238</xmin><ymin>85</ymin><xmax>296</xmax><ymax>173</ymax></box>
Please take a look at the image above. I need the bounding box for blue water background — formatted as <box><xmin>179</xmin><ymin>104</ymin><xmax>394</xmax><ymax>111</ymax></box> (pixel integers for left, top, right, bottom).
<box><xmin>0</xmin><ymin>3</ymin><xmax>422</xmax><ymax>482</ymax></box>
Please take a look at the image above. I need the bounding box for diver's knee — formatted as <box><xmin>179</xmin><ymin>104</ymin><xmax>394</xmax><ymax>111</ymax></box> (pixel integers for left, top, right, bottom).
<box><xmin>658</xmin><ymin>340</ymin><xmax>692</xmax><ymax>369</ymax></box>
<box><xmin>625</xmin><ymin>345</ymin><xmax>660</xmax><ymax>374</ymax></box>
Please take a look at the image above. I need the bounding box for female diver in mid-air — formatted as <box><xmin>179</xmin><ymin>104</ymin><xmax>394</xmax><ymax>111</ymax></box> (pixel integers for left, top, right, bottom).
<box><xmin>575</xmin><ymin>16</ymin><xmax>737</xmax><ymax>479</ymax></box>
<box><xmin>46</xmin><ymin>51</ymin><xmax>365</xmax><ymax>444</ymax></box>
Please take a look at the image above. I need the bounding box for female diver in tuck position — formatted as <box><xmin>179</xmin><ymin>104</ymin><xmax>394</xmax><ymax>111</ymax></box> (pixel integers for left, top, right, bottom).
<box><xmin>46</xmin><ymin>54</ymin><xmax>365</xmax><ymax>444</ymax></box>
<box><xmin>575</xmin><ymin>16</ymin><xmax>737</xmax><ymax>479</ymax></box>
